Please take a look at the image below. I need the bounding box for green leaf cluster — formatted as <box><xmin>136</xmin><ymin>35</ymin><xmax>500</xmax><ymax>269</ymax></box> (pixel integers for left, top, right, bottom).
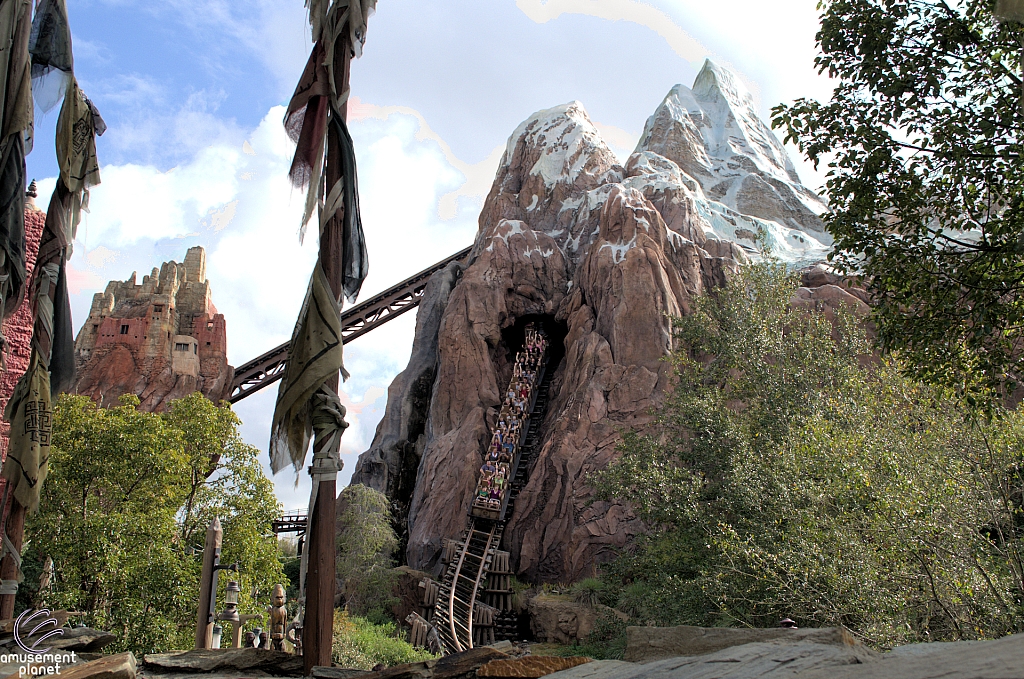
<box><xmin>593</xmin><ymin>263</ymin><xmax>1024</xmax><ymax>647</ymax></box>
<box><xmin>23</xmin><ymin>393</ymin><xmax>285</xmax><ymax>655</ymax></box>
<box><xmin>771</xmin><ymin>0</ymin><xmax>1024</xmax><ymax>397</ymax></box>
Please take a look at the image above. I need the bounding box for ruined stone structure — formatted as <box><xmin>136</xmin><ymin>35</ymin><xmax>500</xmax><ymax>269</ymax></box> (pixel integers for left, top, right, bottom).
<box><xmin>73</xmin><ymin>246</ymin><xmax>233</xmax><ymax>411</ymax></box>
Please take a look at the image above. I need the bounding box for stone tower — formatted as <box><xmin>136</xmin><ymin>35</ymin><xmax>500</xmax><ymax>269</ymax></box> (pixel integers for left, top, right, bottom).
<box><xmin>73</xmin><ymin>246</ymin><xmax>233</xmax><ymax>411</ymax></box>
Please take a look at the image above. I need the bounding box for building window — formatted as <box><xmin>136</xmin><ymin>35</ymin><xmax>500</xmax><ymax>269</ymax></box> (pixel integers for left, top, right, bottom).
<box><xmin>153</xmin><ymin>305</ymin><xmax>163</xmax><ymax>312</ymax></box>
<box><xmin>206</xmin><ymin>342</ymin><xmax>211</xmax><ymax>346</ymax></box>
<box><xmin>174</xmin><ymin>343</ymin><xmax>190</xmax><ymax>352</ymax></box>
<box><xmin>207</xmin><ymin>321</ymin><xmax>214</xmax><ymax>330</ymax></box>
<box><xmin>194</xmin><ymin>345</ymin><xmax>198</xmax><ymax>354</ymax></box>
<box><xmin>120</xmin><ymin>325</ymin><xmax>129</xmax><ymax>335</ymax></box>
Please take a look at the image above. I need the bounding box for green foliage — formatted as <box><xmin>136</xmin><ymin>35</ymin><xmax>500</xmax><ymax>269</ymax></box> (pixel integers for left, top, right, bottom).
<box><xmin>594</xmin><ymin>263</ymin><xmax>1024</xmax><ymax>647</ymax></box>
<box><xmin>26</xmin><ymin>393</ymin><xmax>285</xmax><ymax>655</ymax></box>
<box><xmin>509</xmin><ymin>576</ymin><xmax>530</xmax><ymax>612</ymax></box>
<box><xmin>771</xmin><ymin>1</ymin><xmax>1024</xmax><ymax>397</ymax></box>
<box><xmin>568</xmin><ymin>578</ymin><xmax>615</xmax><ymax>608</ymax></box>
<box><xmin>336</xmin><ymin>484</ymin><xmax>399</xmax><ymax>621</ymax></box>
<box><xmin>331</xmin><ymin>612</ymin><xmax>435</xmax><ymax>670</ymax></box>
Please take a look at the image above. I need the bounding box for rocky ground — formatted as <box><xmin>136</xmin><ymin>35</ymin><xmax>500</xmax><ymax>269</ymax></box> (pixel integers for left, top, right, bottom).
<box><xmin>4</xmin><ymin>616</ymin><xmax>1018</xmax><ymax>679</ymax></box>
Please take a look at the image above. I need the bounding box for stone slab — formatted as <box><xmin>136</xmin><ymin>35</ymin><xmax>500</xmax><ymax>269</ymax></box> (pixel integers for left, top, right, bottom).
<box><xmin>347</xmin><ymin>646</ymin><xmax>507</xmax><ymax>679</ymax></box>
<box><xmin>801</xmin><ymin>632</ymin><xmax>1024</xmax><ymax>679</ymax></box>
<box><xmin>477</xmin><ymin>656</ymin><xmax>591</xmax><ymax>677</ymax></box>
<box><xmin>45</xmin><ymin>653</ymin><xmax>136</xmax><ymax>679</ymax></box>
<box><xmin>624</xmin><ymin>626</ymin><xmax>870</xmax><ymax>663</ymax></box>
<box><xmin>546</xmin><ymin>639</ymin><xmax>876</xmax><ymax>679</ymax></box>
<box><xmin>142</xmin><ymin>649</ymin><xmax>302</xmax><ymax>676</ymax></box>
<box><xmin>309</xmin><ymin>668</ymin><xmax>371</xmax><ymax>679</ymax></box>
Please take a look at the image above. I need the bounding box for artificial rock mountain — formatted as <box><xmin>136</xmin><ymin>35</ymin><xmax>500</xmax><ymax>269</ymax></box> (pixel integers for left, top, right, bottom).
<box><xmin>73</xmin><ymin>246</ymin><xmax>234</xmax><ymax>411</ymax></box>
<box><xmin>352</xmin><ymin>60</ymin><xmax>862</xmax><ymax>583</ymax></box>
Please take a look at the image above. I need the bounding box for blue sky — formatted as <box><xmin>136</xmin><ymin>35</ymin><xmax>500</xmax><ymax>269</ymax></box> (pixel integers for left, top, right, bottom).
<box><xmin>29</xmin><ymin>0</ymin><xmax>832</xmax><ymax>509</ymax></box>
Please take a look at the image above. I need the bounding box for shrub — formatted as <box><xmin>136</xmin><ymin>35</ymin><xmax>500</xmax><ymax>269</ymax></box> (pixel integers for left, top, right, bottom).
<box><xmin>594</xmin><ymin>262</ymin><xmax>1024</xmax><ymax>647</ymax></box>
<box><xmin>26</xmin><ymin>393</ymin><xmax>284</xmax><ymax>655</ymax></box>
<box><xmin>336</xmin><ymin>484</ymin><xmax>400</xmax><ymax>620</ymax></box>
<box><xmin>331</xmin><ymin>612</ymin><xmax>436</xmax><ymax>669</ymax></box>
<box><xmin>568</xmin><ymin>578</ymin><xmax>614</xmax><ymax>608</ymax></box>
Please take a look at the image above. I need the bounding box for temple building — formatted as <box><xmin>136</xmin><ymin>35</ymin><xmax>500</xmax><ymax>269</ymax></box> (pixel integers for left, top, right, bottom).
<box><xmin>73</xmin><ymin>246</ymin><xmax>234</xmax><ymax>411</ymax></box>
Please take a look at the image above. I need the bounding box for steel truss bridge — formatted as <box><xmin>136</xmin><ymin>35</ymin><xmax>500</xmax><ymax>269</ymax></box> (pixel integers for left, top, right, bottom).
<box><xmin>228</xmin><ymin>246</ymin><xmax>471</xmax><ymax>403</ymax></box>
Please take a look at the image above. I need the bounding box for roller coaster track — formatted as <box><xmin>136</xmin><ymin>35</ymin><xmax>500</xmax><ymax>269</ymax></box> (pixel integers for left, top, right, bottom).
<box><xmin>227</xmin><ymin>247</ymin><xmax>471</xmax><ymax>403</ymax></box>
<box><xmin>433</xmin><ymin>359</ymin><xmax>554</xmax><ymax>654</ymax></box>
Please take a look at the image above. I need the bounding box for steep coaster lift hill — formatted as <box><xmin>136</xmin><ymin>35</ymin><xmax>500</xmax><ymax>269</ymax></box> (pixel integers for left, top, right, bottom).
<box><xmin>240</xmin><ymin>255</ymin><xmax>560</xmax><ymax>655</ymax></box>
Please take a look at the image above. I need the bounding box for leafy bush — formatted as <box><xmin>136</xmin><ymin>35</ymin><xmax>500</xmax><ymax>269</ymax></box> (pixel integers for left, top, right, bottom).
<box><xmin>594</xmin><ymin>262</ymin><xmax>1024</xmax><ymax>648</ymax></box>
<box><xmin>331</xmin><ymin>612</ymin><xmax>436</xmax><ymax>669</ymax></box>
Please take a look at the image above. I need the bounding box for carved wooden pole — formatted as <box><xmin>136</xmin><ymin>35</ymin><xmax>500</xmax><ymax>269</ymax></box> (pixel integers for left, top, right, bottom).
<box><xmin>303</xmin><ymin>34</ymin><xmax>351</xmax><ymax>675</ymax></box>
<box><xmin>194</xmin><ymin>517</ymin><xmax>222</xmax><ymax>649</ymax></box>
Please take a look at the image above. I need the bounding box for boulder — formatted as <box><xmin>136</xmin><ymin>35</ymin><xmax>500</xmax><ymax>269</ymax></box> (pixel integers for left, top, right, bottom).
<box><xmin>42</xmin><ymin>653</ymin><xmax>135</xmax><ymax>679</ymax></box>
<box><xmin>49</xmin><ymin>627</ymin><xmax>118</xmax><ymax>653</ymax></box>
<box><xmin>545</xmin><ymin>633</ymin><xmax>1024</xmax><ymax>679</ymax></box>
<box><xmin>624</xmin><ymin>625</ymin><xmax>871</xmax><ymax>663</ymax></box>
<box><xmin>527</xmin><ymin>596</ymin><xmax>598</xmax><ymax>645</ymax></box>
<box><xmin>390</xmin><ymin>566</ymin><xmax>433</xmax><ymax>625</ymax></box>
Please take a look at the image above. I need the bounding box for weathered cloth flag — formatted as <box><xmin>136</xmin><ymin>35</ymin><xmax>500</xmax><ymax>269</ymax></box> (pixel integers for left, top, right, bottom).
<box><xmin>28</xmin><ymin>0</ymin><xmax>73</xmax><ymax>114</ymax></box>
<box><xmin>269</xmin><ymin>263</ymin><xmax>348</xmax><ymax>474</ymax></box>
<box><xmin>2</xmin><ymin>352</ymin><xmax>50</xmax><ymax>512</ymax></box>
<box><xmin>0</xmin><ymin>0</ymin><xmax>33</xmax><ymax>359</ymax></box>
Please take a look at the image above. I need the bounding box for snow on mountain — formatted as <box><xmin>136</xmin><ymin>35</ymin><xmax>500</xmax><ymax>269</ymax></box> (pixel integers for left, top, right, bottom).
<box><xmin>635</xmin><ymin>59</ymin><xmax>831</xmax><ymax>263</ymax></box>
<box><xmin>481</xmin><ymin>60</ymin><xmax>830</xmax><ymax>268</ymax></box>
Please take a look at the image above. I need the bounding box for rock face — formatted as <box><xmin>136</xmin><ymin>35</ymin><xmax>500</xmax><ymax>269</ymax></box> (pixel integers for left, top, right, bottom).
<box><xmin>352</xmin><ymin>60</ymin><xmax>830</xmax><ymax>582</ymax></box>
<box><xmin>73</xmin><ymin>246</ymin><xmax>233</xmax><ymax>411</ymax></box>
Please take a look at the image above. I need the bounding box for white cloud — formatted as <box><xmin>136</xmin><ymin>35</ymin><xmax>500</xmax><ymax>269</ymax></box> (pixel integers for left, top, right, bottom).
<box><xmin>59</xmin><ymin>100</ymin><xmax>480</xmax><ymax>509</ymax></box>
<box><xmin>349</xmin><ymin>97</ymin><xmax>503</xmax><ymax>221</ymax></box>
<box><xmin>516</xmin><ymin>0</ymin><xmax>710</xmax><ymax>65</ymax></box>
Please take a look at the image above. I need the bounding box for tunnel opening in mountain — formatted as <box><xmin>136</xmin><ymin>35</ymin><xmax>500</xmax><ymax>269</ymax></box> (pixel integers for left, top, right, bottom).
<box><xmin>493</xmin><ymin>314</ymin><xmax>567</xmax><ymax>407</ymax></box>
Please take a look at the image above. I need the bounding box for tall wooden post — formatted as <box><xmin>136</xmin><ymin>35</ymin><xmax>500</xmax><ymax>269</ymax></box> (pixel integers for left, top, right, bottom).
<box><xmin>0</xmin><ymin>494</ymin><xmax>26</xmax><ymax>619</ymax></box>
<box><xmin>303</xmin><ymin>35</ymin><xmax>351</xmax><ymax>675</ymax></box>
<box><xmin>194</xmin><ymin>517</ymin><xmax>222</xmax><ymax>649</ymax></box>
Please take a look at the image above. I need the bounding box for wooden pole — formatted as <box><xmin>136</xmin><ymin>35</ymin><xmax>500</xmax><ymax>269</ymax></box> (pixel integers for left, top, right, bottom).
<box><xmin>303</xmin><ymin>34</ymin><xmax>351</xmax><ymax>676</ymax></box>
<box><xmin>0</xmin><ymin>493</ymin><xmax>26</xmax><ymax>619</ymax></box>
<box><xmin>194</xmin><ymin>517</ymin><xmax>222</xmax><ymax>649</ymax></box>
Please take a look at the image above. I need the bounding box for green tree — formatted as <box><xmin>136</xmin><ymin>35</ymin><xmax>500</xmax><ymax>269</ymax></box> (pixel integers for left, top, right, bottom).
<box><xmin>336</xmin><ymin>484</ymin><xmax>398</xmax><ymax>622</ymax></box>
<box><xmin>594</xmin><ymin>263</ymin><xmax>1024</xmax><ymax>647</ymax></box>
<box><xmin>25</xmin><ymin>393</ymin><xmax>285</xmax><ymax>654</ymax></box>
<box><xmin>771</xmin><ymin>0</ymin><xmax>1024</xmax><ymax>397</ymax></box>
